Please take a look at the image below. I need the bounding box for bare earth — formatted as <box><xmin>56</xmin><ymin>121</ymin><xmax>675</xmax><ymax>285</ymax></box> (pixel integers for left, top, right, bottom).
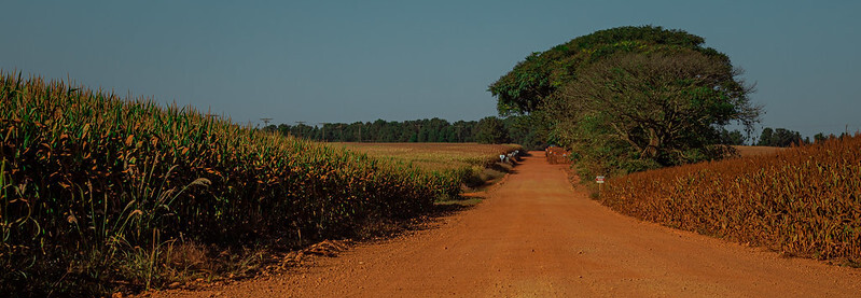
<box><xmin>147</xmin><ymin>152</ymin><xmax>861</xmax><ymax>298</ymax></box>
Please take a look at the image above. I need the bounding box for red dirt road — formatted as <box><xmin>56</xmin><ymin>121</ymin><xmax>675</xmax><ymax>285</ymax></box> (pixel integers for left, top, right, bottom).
<box><xmin>148</xmin><ymin>152</ymin><xmax>861</xmax><ymax>297</ymax></box>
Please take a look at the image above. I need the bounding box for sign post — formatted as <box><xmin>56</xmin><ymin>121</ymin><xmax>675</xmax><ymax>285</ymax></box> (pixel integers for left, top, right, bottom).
<box><xmin>595</xmin><ymin>175</ymin><xmax>605</xmax><ymax>197</ymax></box>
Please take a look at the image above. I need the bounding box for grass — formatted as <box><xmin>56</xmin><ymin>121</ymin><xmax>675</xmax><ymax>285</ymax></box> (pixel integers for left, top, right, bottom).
<box><xmin>333</xmin><ymin>142</ymin><xmax>521</xmax><ymax>171</ymax></box>
<box><xmin>334</xmin><ymin>142</ymin><xmax>522</xmax><ymax>194</ymax></box>
<box><xmin>435</xmin><ymin>197</ymin><xmax>484</xmax><ymax>207</ymax></box>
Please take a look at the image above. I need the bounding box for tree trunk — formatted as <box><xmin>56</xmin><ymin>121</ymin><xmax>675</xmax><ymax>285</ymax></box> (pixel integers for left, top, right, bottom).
<box><xmin>642</xmin><ymin>127</ymin><xmax>660</xmax><ymax>158</ymax></box>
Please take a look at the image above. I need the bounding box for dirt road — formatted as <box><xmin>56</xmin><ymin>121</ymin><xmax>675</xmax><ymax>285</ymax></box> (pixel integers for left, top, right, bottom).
<box><xmin>149</xmin><ymin>152</ymin><xmax>861</xmax><ymax>297</ymax></box>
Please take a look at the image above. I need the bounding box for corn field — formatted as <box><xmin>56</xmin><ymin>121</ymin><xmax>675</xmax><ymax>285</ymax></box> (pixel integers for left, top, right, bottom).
<box><xmin>0</xmin><ymin>72</ymin><xmax>454</xmax><ymax>295</ymax></box>
<box><xmin>602</xmin><ymin>136</ymin><xmax>861</xmax><ymax>264</ymax></box>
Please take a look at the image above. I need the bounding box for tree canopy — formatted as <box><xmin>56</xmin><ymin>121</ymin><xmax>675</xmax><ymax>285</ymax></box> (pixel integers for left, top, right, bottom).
<box><xmin>489</xmin><ymin>25</ymin><xmax>713</xmax><ymax>115</ymax></box>
<box><xmin>489</xmin><ymin>25</ymin><xmax>761</xmax><ymax>176</ymax></box>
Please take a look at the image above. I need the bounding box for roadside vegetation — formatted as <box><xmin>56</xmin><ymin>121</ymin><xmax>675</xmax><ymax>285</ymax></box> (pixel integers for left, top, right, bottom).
<box><xmin>601</xmin><ymin>135</ymin><xmax>861</xmax><ymax>265</ymax></box>
<box><xmin>0</xmin><ymin>72</ymin><xmax>493</xmax><ymax>296</ymax></box>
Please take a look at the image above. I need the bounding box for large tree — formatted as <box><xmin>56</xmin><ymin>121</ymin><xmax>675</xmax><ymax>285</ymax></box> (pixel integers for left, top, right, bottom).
<box><xmin>555</xmin><ymin>50</ymin><xmax>758</xmax><ymax>165</ymax></box>
<box><xmin>489</xmin><ymin>25</ymin><xmax>761</xmax><ymax>175</ymax></box>
<box><xmin>489</xmin><ymin>25</ymin><xmax>711</xmax><ymax>116</ymax></box>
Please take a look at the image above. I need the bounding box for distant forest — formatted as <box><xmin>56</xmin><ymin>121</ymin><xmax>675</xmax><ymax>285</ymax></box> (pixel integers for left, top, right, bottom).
<box><xmin>265</xmin><ymin>117</ymin><xmax>832</xmax><ymax>150</ymax></box>
<box><xmin>266</xmin><ymin>118</ymin><xmax>477</xmax><ymax>142</ymax></box>
<box><xmin>264</xmin><ymin>116</ymin><xmax>547</xmax><ymax>149</ymax></box>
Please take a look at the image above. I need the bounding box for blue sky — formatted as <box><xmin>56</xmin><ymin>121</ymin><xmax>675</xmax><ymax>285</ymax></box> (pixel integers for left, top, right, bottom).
<box><xmin>2</xmin><ymin>1</ymin><xmax>859</xmax><ymax>138</ymax></box>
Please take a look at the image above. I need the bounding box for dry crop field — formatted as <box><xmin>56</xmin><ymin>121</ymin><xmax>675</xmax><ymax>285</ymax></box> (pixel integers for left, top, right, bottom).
<box><xmin>732</xmin><ymin>145</ymin><xmax>784</xmax><ymax>157</ymax></box>
<box><xmin>602</xmin><ymin>136</ymin><xmax>861</xmax><ymax>265</ymax></box>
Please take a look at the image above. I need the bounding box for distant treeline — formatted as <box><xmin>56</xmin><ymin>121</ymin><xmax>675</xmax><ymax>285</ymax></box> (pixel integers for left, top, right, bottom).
<box><xmin>266</xmin><ymin>118</ymin><xmax>479</xmax><ymax>142</ymax></box>
<box><xmin>265</xmin><ymin>116</ymin><xmax>548</xmax><ymax>150</ymax></box>
<box><xmin>267</xmin><ymin>118</ymin><xmax>840</xmax><ymax>150</ymax></box>
<box><xmin>721</xmin><ymin>127</ymin><xmax>853</xmax><ymax>147</ymax></box>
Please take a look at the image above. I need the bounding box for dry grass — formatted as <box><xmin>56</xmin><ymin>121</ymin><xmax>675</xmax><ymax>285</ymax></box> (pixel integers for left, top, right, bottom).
<box><xmin>333</xmin><ymin>143</ymin><xmax>521</xmax><ymax>171</ymax></box>
<box><xmin>333</xmin><ymin>143</ymin><xmax>522</xmax><ymax>197</ymax></box>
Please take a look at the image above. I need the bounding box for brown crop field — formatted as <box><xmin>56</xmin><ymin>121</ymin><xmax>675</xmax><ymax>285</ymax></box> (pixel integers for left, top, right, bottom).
<box><xmin>732</xmin><ymin>145</ymin><xmax>784</xmax><ymax>157</ymax></box>
<box><xmin>602</xmin><ymin>136</ymin><xmax>861</xmax><ymax>265</ymax></box>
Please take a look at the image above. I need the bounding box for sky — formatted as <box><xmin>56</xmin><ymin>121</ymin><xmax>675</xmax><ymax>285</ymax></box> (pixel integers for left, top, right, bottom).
<box><xmin>2</xmin><ymin>0</ymin><xmax>859</xmax><ymax>139</ymax></box>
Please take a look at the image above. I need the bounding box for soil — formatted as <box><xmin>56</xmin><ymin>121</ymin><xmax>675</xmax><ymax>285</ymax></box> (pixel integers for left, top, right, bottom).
<box><xmin>142</xmin><ymin>152</ymin><xmax>861</xmax><ymax>298</ymax></box>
